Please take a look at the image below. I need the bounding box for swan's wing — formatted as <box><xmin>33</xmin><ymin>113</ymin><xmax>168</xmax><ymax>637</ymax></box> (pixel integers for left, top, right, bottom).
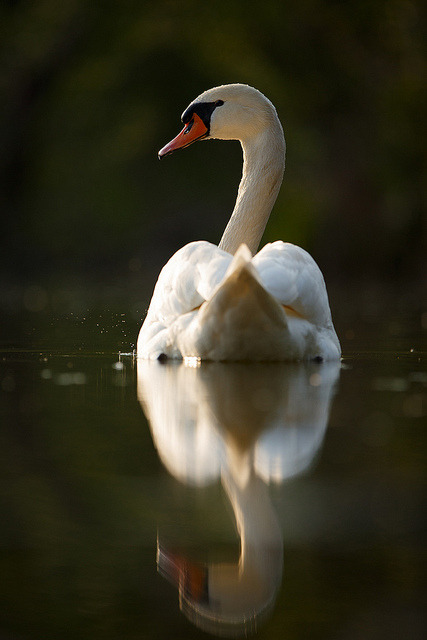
<box><xmin>138</xmin><ymin>241</ymin><xmax>232</xmax><ymax>357</ymax></box>
<box><xmin>253</xmin><ymin>241</ymin><xmax>334</xmax><ymax>328</ymax></box>
<box><xmin>138</xmin><ymin>240</ymin><xmax>340</xmax><ymax>360</ymax></box>
<box><xmin>147</xmin><ymin>241</ymin><xmax>232</xmax><ymax>322</ymax></box>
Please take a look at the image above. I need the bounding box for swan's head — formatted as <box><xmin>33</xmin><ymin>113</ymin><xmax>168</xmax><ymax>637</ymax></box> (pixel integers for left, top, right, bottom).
<box><xmin>158</xmin><ymin>83</ymin><xmax>281</xmax><ymax>158</ymax></box>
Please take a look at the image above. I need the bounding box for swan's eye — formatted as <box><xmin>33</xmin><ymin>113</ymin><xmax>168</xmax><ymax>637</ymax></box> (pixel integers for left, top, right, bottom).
<box><xmin>215</xmin><ymin>100</ymin><xmax>224</xmax><ymax>107</ymax></box>
<box><xmin>184</xmin><ymin>119</ymin><xmax>194</xmax><ymax>134</ymax></box>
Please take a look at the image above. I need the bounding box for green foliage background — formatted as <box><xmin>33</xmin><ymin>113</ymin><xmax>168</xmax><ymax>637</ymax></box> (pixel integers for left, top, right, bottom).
<box><xmin>1</xmin><ymin>0</ymin><xmax>426</xmax><ymax>289</ymax></box>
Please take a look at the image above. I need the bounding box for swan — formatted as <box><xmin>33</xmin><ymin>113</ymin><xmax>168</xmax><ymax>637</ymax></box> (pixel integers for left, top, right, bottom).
<box><xmin>137</xmin><ymin>84</ymin><xmax>340</xmax><ymax>361</ymax></box>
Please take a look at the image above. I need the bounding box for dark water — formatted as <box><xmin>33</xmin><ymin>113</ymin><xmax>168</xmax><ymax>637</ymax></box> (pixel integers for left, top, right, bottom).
<box><xmin>0</xmin><ymin>311</ymin><xmax>426</xmax><ymax>639</ymax></box>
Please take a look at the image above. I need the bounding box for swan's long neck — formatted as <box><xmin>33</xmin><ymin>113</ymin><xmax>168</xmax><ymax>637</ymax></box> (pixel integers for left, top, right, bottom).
<box><xmin>218</xmin><ymin>119</ymin><xmax>286</xmax><ymax>255</ymax></box>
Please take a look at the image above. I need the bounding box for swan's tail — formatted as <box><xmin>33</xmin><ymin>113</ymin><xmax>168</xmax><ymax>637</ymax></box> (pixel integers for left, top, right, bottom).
<box><xmin>223</xmin><ymin>243</ymin><xmax>254</xmax><ymax>278</ymax></box>
<box><xmin>194</xmin><ymin>244</ymin><xmax>289</xmax><ymax>360</ymax></box>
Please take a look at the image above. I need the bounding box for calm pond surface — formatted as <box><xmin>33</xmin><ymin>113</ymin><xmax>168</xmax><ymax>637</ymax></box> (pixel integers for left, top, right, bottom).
<box><xmin>0</xmin><ymin>308</ymin><xmax>426</xmax><ymax>639</ymax></box>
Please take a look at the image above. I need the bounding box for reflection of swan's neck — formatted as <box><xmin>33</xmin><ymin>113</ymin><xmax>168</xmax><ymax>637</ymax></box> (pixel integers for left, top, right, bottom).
<box><xmin>218</xmin><ymin>123</ymin><xmax>286</xmax><ymax>255</ymax></box>
<box><xmin>221</xmin><ymin>464</ymin><xmax>283</xmax><ymax>575</ymax></box>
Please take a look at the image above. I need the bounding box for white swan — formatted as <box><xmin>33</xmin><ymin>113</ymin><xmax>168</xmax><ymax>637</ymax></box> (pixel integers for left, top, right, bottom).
<box><xmin>137</xmin><ymin>84</ymin><xmax>340</xmax><ymax>361</ymax></box>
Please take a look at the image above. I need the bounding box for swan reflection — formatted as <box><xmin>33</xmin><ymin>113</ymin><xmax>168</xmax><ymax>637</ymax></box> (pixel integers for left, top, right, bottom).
<box><xmin>137</xmin><ymin>360</ymin><xmax>340</xmax><ymax>636</ymax></box>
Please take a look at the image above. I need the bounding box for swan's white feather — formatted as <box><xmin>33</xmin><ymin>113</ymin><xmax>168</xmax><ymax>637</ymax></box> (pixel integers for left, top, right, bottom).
<box><xmin>137</xmin><ymin>240</ymin><xmax>340</xmax><ymax>361</ymax></box>
<box><xmin>254</xmin><ymin>241</ymin><xmax>333</xmax><ymax>327</ymax></box>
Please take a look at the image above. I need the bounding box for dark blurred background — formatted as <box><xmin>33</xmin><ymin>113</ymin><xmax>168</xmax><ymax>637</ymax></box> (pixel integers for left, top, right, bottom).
<box><xmin>1</xmin><ymin>0</ymin><xmax>426</xmax><ymax>350</ymax></box>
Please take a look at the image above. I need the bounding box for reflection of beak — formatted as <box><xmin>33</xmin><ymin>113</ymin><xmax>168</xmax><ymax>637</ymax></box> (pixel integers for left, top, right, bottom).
<box><xmin>157</xmin><ymin>541</ymin><xmax>209</xmax><ymax>604</ymax></box>
<box><xmin>158</xmin><ymin>113</ymin><xmax>209</xmax><ymax>159</ymax></box>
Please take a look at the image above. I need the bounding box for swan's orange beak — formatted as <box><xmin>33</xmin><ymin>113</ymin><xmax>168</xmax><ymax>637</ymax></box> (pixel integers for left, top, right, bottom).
<box><xmin>158</xmin><ymin>113</ymin><xmax>208</xmax><ymax>159</ymax></box>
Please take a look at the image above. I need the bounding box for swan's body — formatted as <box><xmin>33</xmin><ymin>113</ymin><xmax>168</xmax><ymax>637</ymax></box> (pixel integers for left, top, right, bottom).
<box><xmin>137</xmin><ymin>84</ymin><xmax>340</xmax><ymax>361</ymax></box>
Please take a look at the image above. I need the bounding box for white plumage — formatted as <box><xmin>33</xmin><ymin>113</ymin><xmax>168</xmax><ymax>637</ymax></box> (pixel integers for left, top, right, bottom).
<box><xmin>137</xmin><ymin>84</ymin><xmax>340</xmax><ymax>361</ymax></box>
